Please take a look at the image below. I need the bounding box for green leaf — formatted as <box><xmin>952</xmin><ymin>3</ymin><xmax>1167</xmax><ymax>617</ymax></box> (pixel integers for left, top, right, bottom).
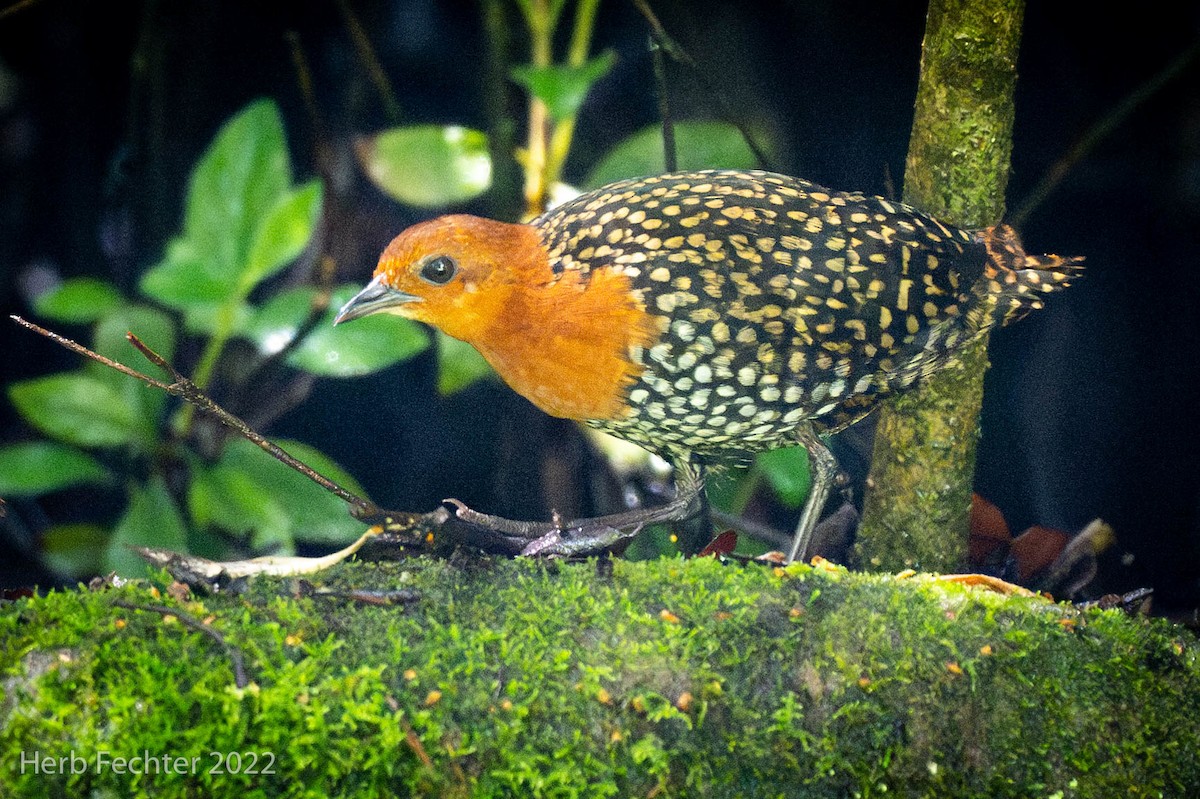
<box><xmin>139</xmin><ymin>99</ymin><xmax>301</xmax><ymax>317</ymax></box>
<box><xmin>33</xmin><ymin>278</ymin><xmax>122</xmax><ymax>324</ymax></box>
<box><xmin>88</xmin><ymin>303</ymin><xmax>177</xmax><ymax>437</ymax></box>
<box><xmin>437</xmin><ymin>331</ymin><xmax>495</xmax><ymax>394</ymax></box>
<box><xmin>241</xmin><ymin>179</ymin><xmax>324</xmax><ymax>293</ymax></box>
<box><xmin>510</xmin><ymin>51</ymin><xmax>616</xmax><ymax>121</ymax></box>
<box><xmin>190</xmin><ymin>459</ymin><xmax>292</xmax><ymax>553</ymax></box>
<box><xmin>190</xmin><ymin>438</ymin><xmax>366</xmax><ymax>549</ymax></box>
<box><xmin>104</xmin><ymin>477</ymin><xmax>189</xmax><ymax>577</ymax></box>
<box><xmin>138</xmin><ymin>237</ymin><xmax>233</xmax><ymax>313</ymax></box>
<box><xmin>0</xmin><ymin>442</ymin><xmax>111</xmax><ymax>496</ymax></box>
<box><xmin>356</xmin><ymin>125</ymin><xmax>492</xmax><ymax>207</ymax></box>
<box><xmin>585</xmin><ymin>121</ymin><xmax>765</xmax><ymax>189</ymax></box>
<box><xmin>247</xmin><ymin>285</ymin><xmax>429</xmax><ymax>377</ymax></box>
<box><xmin>756</xmin><ymin>446</ymin><xmax>811</xmax><ymax>510</ymax></box>
<box><xmin>41</xmin><ymin>524</ymin><xmax>109</xmax><ymax>579</ymax></box>
<box><xmin>183</xmin><ymin>98</ymin><xmax>292</xmax><ymax>284</ymax></box>
<box><xmin>91</xmin><ymin>303</ymin><xmax>177</xmax><ymax>367</ymax></box>
<box><xmin>265</xmin><ymin>440</ymin><xmax>368</xmax><ymax>545</ymax></box>
<box><xmin>9</xmin><ymin>373</ymin><xmax>143</xmax><ymax>448</ymax></box>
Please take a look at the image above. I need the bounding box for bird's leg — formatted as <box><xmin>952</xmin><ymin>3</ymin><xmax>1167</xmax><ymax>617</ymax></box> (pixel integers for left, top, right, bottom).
<box><xmin>445</xmin><ymin>458</ymin><xmax>705</xmax><ymax>557</ymax></box>
<box><xmin>674</xmin><ymin>457</ymin><xmax>714</xmax><ymax>555</ymax></box>
<box><xmin>785</xmin><ymin>425</ymin><xmax>839</xmax><ymax>564</ymax></box>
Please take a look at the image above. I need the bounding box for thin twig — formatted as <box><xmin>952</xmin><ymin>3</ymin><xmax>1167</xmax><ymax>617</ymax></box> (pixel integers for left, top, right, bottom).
<box><xmin>286</xmin><ymin>29</ymin><xmax>331</xmax><ymax>155</ymax></box>
<box><xmin>1010</xmin><ymin>40</ymin><xmax>1200</xmax><ymax>227</ymax></box>
<box><xmin>10</xmin><ymin>315</ymin><xmax>376</xmax><ymax>516</ymax></box>
<box><xmin>0</xmin><ymin>0</ymin><xmax>39</xmax><ymax>21</ymax></box>
<box><xmin>649</xmin><ymin>37</ymin><xmax>677</xmax><ymax>172</ymax></box>
<box><xmin>335</xmin><ymin>0</ymin><xmax>402</xmax><ymax>125</ymax></box>
<box><xmin>630</xmin><ymin>0</ymin><xmax>775</xmax><ymax>172</ymax></box>
<box><xmin>10</xmin><ymin>315</ymin><xmax>175</xmax><ymax>391</ymax></box>
<box><xmin>111</xmin><ymin>600</ymin><xmax>249</xmax><ymax>688</ymax></box>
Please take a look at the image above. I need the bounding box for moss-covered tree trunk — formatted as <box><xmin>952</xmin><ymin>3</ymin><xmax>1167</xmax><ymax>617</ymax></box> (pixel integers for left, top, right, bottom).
<box><xmin>856</xmin><ymin>0</ymin><xmax>1025</xmax><ymax>571</ymax></box>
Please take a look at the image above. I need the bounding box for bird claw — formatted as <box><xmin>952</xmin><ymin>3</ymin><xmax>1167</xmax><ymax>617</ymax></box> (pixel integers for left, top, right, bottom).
<box><xmin>519</xmin><ymin>523</ymin><xmax>646</xmax><ymax>558</ymax></box>
<box><xmin>447</xmin><ymin>493</ymin><xmax>650</xmax><ymax>557</ymax></box>
<box><xmin>426</xmin><ymin>462</ymin><xmax>705</xmax><ymax>557</ymax></box>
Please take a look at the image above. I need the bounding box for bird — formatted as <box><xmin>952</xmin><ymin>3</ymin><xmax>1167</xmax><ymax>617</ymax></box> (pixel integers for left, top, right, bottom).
<box><xmin>334</xmin><ymin>169</ymin><xmax>1082</xmax><ymax>561</ymax></box>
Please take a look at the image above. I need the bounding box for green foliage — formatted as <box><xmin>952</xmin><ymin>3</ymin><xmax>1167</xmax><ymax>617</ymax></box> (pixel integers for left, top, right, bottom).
<box><xmin>356</xmin><ymin>125</ymin><xmax>492</xmax><ymax>207</ymax></box>
<box><xmin>104</xmin><ymin>477</ymin><xmax>189</xmax><ymax>577</ymax></box>
<box><xmin>1</xmin><ymin>99</ymin><xmax>430</xmax><ymax>579</ymax></box>
<box><xmin>435</xmin><ymin>331</ymin><xmax>496</xmax><ymax>395</ymax></box>
<box><xmin>0</xmin><ymin>442</ymin><xmax>111</xmax><ymax>496</ymax></box>
<box><xmin>2</xmin><ymin>558</ymin><xmax>1198</xmax><ymax>797</ymax></box>
<box><xmin>585</xmin><ymin>121</ymin><xmax>764</xmax><ymax>188</ymax></box>
<box><xmin>8</xmin><ymin>373</ymin><xmax>146</xmax><ymax>449</ymax></box>
<box><xmin>33</xmin><ymin>277</ymin><xmax>122</xmax><ymax>324</ymax></box>
<box><xmin>139</xmin><ymin>100</ymin><xmax>324</xmax><ymax>337</ymax></box>
<box><xmin>756</xmin><ymin>446</ymin><xmax>812</xmax><ymax>510</ymax></box>
<box><xmin>38</xmin><ymin>523</ymin><xmax>109</xmax><ymax>578</ymax></box>
<box><xmin>247</xmin><ymin>286</ymin><xmax>428</xmax><ymax>378</ymax></box>
<box><xmin>510</xmin><ymin>51</ymin><xmax>616</xmax><ymax>121</ymax></box>
<box><xmin>189</xmin><ymin>438</ymin><xmax>367</xmax><ymax>551</ymax></box>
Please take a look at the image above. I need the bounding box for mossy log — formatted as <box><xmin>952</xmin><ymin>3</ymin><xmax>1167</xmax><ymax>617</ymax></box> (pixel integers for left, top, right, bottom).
<box><xmin>2</xmin><ymin>556</ymin><xmax>1197</xmax><ymax>797</ymax></box>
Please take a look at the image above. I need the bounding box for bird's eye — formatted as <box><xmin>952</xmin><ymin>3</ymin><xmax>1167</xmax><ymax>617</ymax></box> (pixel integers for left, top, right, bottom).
<box><xmin>419</xmin><ymin>255</ymin><xmax>458</xmax><ymax>285</ymax></box>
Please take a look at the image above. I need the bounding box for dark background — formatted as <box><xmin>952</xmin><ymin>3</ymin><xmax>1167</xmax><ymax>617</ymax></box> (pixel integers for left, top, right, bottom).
<box><xmin>2</xmin><ymin>1</ymin><xmax>1198</xmax><ymax>613</ymax></box>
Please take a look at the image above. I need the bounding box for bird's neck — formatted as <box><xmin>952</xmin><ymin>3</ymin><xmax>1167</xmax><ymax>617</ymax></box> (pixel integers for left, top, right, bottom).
<box><xmin>470</xmin><ymin>265</ymin><xmax>657</xmax><ymax>422</ymax></box>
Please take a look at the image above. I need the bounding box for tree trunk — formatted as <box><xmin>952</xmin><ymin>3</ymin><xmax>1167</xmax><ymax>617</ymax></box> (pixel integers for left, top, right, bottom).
<box><xmin>856</xmin><ymin>0</ymin><xmax>1026</xmax><ymax>572</ymax></box>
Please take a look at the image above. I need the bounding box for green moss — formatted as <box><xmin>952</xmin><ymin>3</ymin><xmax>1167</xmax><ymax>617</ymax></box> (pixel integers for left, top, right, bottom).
<box><xmin>2</xmin><ymin>557</ymin><xmax>1197</xmax><ymax>797</ymax></box>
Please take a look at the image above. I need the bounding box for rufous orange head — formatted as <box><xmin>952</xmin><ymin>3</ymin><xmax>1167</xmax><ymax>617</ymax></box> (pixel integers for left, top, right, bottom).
<box><xmin>334</xmin><ymin>214</ymin><xmax>545</xmax><ymax>343</ymax></box>
<box><xmin>334</xmin><ymin>213</ymin><xmax>655</xmax><ymax>421</ymax></box>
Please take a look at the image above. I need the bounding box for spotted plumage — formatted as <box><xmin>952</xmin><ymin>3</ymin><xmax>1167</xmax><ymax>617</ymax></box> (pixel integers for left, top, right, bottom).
<box><xmin>530</xmin><ymin>169</ymin><xmax>1080</xmax><ymax>458</ymax></box>
<box><xmin>334</xmin><ymin>168</ymin><xmax>1082</xmax><ymax>561</ymax></box>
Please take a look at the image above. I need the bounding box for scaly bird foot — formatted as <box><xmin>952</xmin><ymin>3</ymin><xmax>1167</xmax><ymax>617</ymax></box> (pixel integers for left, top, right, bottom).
<box><xmin>440</xmin><ymin>462</ymin><xmax>705</xmax><ymax>557</ymax></box>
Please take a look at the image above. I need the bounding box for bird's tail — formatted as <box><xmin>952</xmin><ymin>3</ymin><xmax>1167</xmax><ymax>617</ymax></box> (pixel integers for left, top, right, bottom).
<box><xmin>980</xmin><ymin>224</ymin><xmax>1084</xmax><ymax>325</ymax></box>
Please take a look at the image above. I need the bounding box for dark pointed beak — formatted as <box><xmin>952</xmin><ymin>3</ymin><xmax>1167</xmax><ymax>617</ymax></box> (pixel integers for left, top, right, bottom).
<box><xmin>333</xmin><ymin>275</ymin><xmax>420</xmax><ymax>325</ymax></box>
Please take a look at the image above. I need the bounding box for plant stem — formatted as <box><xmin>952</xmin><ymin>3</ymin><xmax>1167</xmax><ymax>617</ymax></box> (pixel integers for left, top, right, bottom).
<box><xmin>542</xmin><ymin>0</ymin><xmax>602</xmax><ymax>193</ymax></box>
<box><xmin>522</xmin><ymin>0</ymin><xmax>553</xmax><ymax>218</ymax></box>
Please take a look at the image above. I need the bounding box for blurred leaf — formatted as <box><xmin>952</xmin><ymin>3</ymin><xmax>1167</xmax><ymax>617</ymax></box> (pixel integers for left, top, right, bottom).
<box><xmin>241</xmin><ymin>179</ymin><xmax>324</xmax><ymax>292</ymax></box>
<box><xmin>437</xmin><ymin>331</ymin><xmax>495</xmax><ymax>394</ymax></box>
<box><xmin>704</xmin><ymin>463</ymin><xmax>752</xmax><ymax>512</ymax></box>
<box><xmin>91</xmin><ymin>303</ymin><xmax>177</xmax><ymax>366</ymax></box>
<box><xmin>191</xmin><ymin>437</ymin><xmax>366</xmax><ymax>549</ymax></box>
<box><xmin>190</xmin><ymin>458</ymin><xmax>292</xmax><ymax>554</ymax></box>
<box><xmin>139</xmin><ymin>99</ymin><xmax>302</xmax><ymax>318</ymax></box>
<box><xmin>41</xmin><ymin>523</ymin><xmax>109</xmax><ymax>578</ymax></box>
<box><xmin>180</xmin><ymin>301</ymin><xmax>255</xmax><ymax>338</ymax></box>
<box><xmin>33</xmin><ymin>277</ymin><xmax>122</xmax><ymax>324</ymax></box>
<box><xmin>183</xmin><ymin>98</ymin><xmax>291</xmax><ymax>284</ymax></box>
<box><xmin>245</xmin><ymin>286</ymin><xmax>322</xmax><ymax>354</ymax></box>
<box><xmin>9</xmin><ymin>373</ymin><xmax>142</xmax><ymax>449</ymax></box>
<box><xmin>248</xmin><ymin>285</ymin><xmax>429</xmax><ymax>377</ymax></box>
<box><xmin>585</xmin><ymin>121</ymin><xmax>764</xmax><ymax>188</ymax></box>
<box><xmin>104</xmin><ymin>477</ymin><xmax>189</xmax><ymax>577</ymax></box>
<box><xmin>623</xmin><ymin>524</ymin><xmax>680</xmax><ymax>561</ymax></box>
<box><xmin>138</xmin><ymin>237</ymin><xmax>229</xmax><ymax>314</ymax></box>
<box><xmin>0</xmin><ymin>442</ymin><xmax>111</xmax><ymax>496</ymax></box>
<box><xmin>88</xmin><ymin>304</ymin><xmax>177</xmax><ymax>435</ymax></box>
<box><xmin>756</xmin><ymin>446</ymin><xmax>811</xmax><ymax>510</ymax></box>
<box><xmin>357</xmin><ymin>125</ymin><xmax>492</xmax><ymax>207</ymax></box>
<box><xmin>266</xmin><ymin>440</ymin><xmax>369</xmax><ymax>545</ymax></box>
<box><xmin>510</xmin><ymin>51</ymin><xmax>616</xmax><ymax>121</ymax></box>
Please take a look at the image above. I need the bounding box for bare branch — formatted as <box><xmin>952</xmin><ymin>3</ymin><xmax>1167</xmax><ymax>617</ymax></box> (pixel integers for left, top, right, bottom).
<box><xmin>10</xmin><ymin>315</ymin><xmax>376</xmax><ymax>516</ymax></box>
